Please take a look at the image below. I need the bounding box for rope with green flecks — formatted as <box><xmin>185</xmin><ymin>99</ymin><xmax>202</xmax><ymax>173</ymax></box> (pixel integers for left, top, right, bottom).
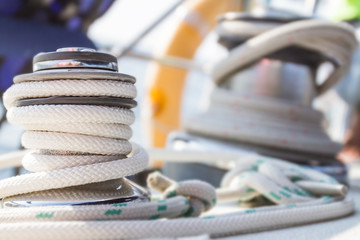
<box><xmin>0</xmin><ymin>71</ymin><xmax>216</xmax><ymax>223</ymax></box>
<box><xmin>0</xmin><ymin>149</ymin><xmax>354</xmax><ymax>240</ymax></box>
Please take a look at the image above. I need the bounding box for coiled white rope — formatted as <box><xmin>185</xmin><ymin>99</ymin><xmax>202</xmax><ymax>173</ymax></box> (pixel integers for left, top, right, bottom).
<box><xmin>0</xmin><ymin>75</ymin><xmax>217</xmax><ymax>239</ymax></box>
<box><xmin>1</xmin><ymin>78</ymin><xmax>147</xmax><ymax>198</ymax></box>
<box><xmin>0</xmin><ymin>19</ymin><xmax>357</xmax><ymax>240</ymax></box>
<box><xmin>213</xmin><ymin>20</ymin><xmax>358</xmax><ymax>94</ymax></box>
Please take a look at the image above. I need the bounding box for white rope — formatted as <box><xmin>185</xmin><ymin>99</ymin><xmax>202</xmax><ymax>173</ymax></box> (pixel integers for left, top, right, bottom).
<box><xmin>0</xmin><ymin>199</ymin><xmax>354</xmax><ymax>240</ymax></box>
<box><xmin>0</xmin><ymin>150</ymin><xmax>354</xmax><ymax>239</ymax></box>
<box><xmin>0</xmin><ymin>72</ymin><xmax>219</xmax><ymax>239</ymax></box>
<box><xmin>212</xmin><ymin>20</ymin><xmax>357</xmax><ymax>94</ymax></box>
<box><xmin>0</xmin><ymin>19</ymin><xmax>357</xmax><ymax>240</ymax></box>
<box><xmin>3</xmin><ymin>80</ymin><xmax>136</xmax><ymax>109</ymax></box>
<box><xmin>0</xmin><ymin>76</ymin><xmax>147</xmax><ymax>199</ymax></box>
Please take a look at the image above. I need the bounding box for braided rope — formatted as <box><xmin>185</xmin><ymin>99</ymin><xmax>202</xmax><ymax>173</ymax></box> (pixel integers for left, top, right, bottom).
<box><xmin>212</xmin><ymin>20</ymin><xmax>357</xmax><ymax>94</ymax></box>
<box><xmin>0</xmin><ymin>151</ymin><xmax>354</xmax><ymax>239</ymax></box>
<box><xmin>3</xmin><ymin>80</ymin><xmax>136</xmax><ymax>109</ymax></box>
<box><xmin>0</xmin><ymin>73</ymin><xmax>218</xmax><ymax>240</ymax></box>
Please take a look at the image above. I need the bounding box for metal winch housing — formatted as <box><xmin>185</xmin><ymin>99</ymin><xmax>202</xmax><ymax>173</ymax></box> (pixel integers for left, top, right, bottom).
<box><xmin>2</xmin><ymin>47</ymin><xmax>149</xmax><ymax>207</ymax></box>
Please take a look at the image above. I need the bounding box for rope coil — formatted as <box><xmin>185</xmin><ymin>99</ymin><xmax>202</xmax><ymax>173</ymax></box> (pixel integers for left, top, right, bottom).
<box><xmin>1</xmin><ymin>75</ymin><xmax>149</xmax><ymax>199</ymax></box>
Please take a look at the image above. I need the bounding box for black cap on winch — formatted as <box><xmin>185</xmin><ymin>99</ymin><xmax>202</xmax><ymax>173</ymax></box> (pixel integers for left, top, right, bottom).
<box><xmin>33</xmin><ymin>47</ymin><xmax>118</xmax><ymax>72</ymax></box>
<box><xmin>15</xmin><ymin>47</ymin><xmax>137</xmax><ymax>109</ymax></box>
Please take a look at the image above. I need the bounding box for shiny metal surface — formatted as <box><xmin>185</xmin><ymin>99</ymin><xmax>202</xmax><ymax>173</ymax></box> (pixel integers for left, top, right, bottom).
<box><xmin>33</xmin><ymin>59</ymin><xmax>118</xmax><ymax>72</ymax></box>
<box><xmin>33</xmin><ymin>47</ymin><xmax>118</xmax><ymax>72</ymax></box>
<box><xmin>2</xmin><ymin>178</ymin><xmax>150</xmax><ymax>208</ymax></box>
<box><xmin>221</xmin><ymin>59</ymin><xmax>316</xmax><ymax>106</ymax></box>
<box><xmin>56</xmin><ymin>47</ymin><xmax>96</xmax><ymax>52</ymax></box>
<box><xmin>14</xmin><ymin>69</ymin><xmax>136</xmax><ymax>84</ymax></box>
<box><xmin>216</xmin><ymin>13</ymin><xmax>317</xmax><ymax>106</ymax></box>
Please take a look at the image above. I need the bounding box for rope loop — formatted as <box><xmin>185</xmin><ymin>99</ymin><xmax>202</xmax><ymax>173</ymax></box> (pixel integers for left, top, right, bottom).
<box><xmin>220</xmin><ymin>156</ymin><xmax>347</xmax><ymax>205</ymax></box>
<box><xmin>147</xmin><ymin>172</ymin><xmax>217</xmax><ymax>217</ymax></box>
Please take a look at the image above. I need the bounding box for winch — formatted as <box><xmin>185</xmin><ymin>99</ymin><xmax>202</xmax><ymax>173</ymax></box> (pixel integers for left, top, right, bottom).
<box><xmin>164</xmin><ymin>13</ymin><xmax>357</xmax><ymax>186</ymax></box>
<box><xmin>1</xmin><ymin>47</ymin><xmax>149</xmax><ymax>207</ymax></box>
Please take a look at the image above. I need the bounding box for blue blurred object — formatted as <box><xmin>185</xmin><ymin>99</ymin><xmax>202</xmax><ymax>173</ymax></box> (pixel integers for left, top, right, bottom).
<box><xmin>0</xmin><ymin>0</ymin><xmax>114</xmax><ymax>92</ymax></box>
<box><xmin>0</xmin><ymin>17</ymin><xmax>95</xmax><ymax>56</ymax></box>
<box><xmin>0</xmin><ymin>17</ymin><xmax>96</xmax><ymax>91</ymax></box>
<box><xmin>0</xmin><ymin>1</ymin><xmax>115</xmax><ymax>179</ymax></box>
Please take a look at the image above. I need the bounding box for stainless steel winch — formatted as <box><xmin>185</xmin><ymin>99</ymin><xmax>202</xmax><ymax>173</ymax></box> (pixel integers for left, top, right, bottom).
<box><xmin>2</xmin><ymin>47</ymin><xmax>150</xmax><ymax>207</ymax></box>
<box><xmin>164</xmin><ymin>12</ymin><xmax>349</xmax><ymax>186</ymax></box>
